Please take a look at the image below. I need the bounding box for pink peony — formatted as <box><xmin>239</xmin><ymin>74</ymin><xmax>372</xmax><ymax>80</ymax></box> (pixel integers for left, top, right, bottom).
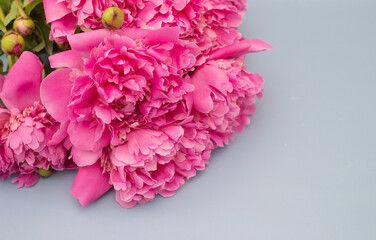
<box><xmin>0</xmin><ymin>52</ymin><xmax>70</xmax><ymax>187</ymax></box>
<box><xmin>186</xmin><ymin>0</ymin><xmax>247</xmax><ymax>53</ymax></box>
<box><xmin>41</xmin><ymin>27</ymin><xmax>210</xmax><ymax>207</ymax></box>
<box><xmin>43</xmin><ymin>0</ymin><xmax>248</xmax><ymax>53</ymax></box>
<box><xmin>191</xmin><ymin>39</ymin><xmax>273</xmax><ymax>146</ymax></box>
<box><xmin>43</xmin><ymin>0</ymin><xmax>203</xmax><ymax>42</ymax></box>
<box><xmin>70</xmin><ymin>122</ymin><xmax>214</xmax><ymax>208</ymax></box>
<box><xmin>42</xmin><ymin>27</ymin><xmax>200</xmax><ymax>164</ymax></box>
<box><xmin>39</xmin><ymin>20</ymin><xmax>273</xmax><ymax>208</ymax></box>
<box><xmin>191</xmin><ymin>59</ymin><xmax>262</xmax><ymax>146</ymax></box>
<box><xmin>111</xmin><ymin>124</ymin><xmax>214</xmax><ymax>208</ymax></box>
<box><xmin>41</xmin><ymin>27</ymin><xmax>271</xmax><ymax>208</ymax></box>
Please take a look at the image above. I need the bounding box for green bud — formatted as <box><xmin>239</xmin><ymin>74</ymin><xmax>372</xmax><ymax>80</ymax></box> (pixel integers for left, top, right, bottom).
<box><xmin>38</xmin><ymin>168</ymin><xmax>53</xmax><ymax>178</ymax></box>
<box><xmin>13</xmin><ymin>16</ymin><xmax>35</xmax><ymax>36</ymax></box>
<box><xmin>102</xmin><ymin>7</ymin><xmax>124</xmax><ymax>30</ymax></box>
<box><xmin>1</xmin><ymin>31</ymin><xmax>25</xmax><ymax>55</ymax></box>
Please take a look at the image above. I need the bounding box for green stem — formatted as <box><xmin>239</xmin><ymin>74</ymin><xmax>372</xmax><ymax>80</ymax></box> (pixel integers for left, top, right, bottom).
<box><xmin>15</xmin><ymin>0</ymin><xmax>27</xmax><ymax>17</ymax></box>
<box><xmin>0</xmin><ymin>60</ymin><xmax>3</xmax><ymax>75</ymax></box>
<box><xmin>7</xmin><ymin>55</ymin><xmax>15</xmax><ymax>70</ymax></box>
<box><xmin>0</xmin><ymin>6</ymin><xmax>5</xmax><ymax>22</ymax></box>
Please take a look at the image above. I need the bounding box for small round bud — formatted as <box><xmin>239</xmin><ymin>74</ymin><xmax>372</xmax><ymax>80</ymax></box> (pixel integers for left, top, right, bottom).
<box><xmin>38</xmin><ymin>168</ymin><xmax>53</xmax><ymax>178</ymax></box>
<box><xmin>13</xmin><ymin>16</ymin><xmax>35</xmax><ymax>36</ymax></box>
<box><xmin>102</xmin><ymin>7</ymin><xmax>124</xmax><ymax>30</ymax></box>
<box><xmin>1</xmin><ymin>31</ymin><xmax>25</xmax><ymax>55</ymax></box>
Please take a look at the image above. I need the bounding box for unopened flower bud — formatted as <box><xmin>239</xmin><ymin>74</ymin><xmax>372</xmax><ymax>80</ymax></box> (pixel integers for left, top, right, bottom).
<box><xmin>13</xmin><ymin>16</ymin><xmax>35</xmax><ymax>36</ymax></box>
<box><xmin>1</xmin><ymin>31</ymin><xmax>25</xmax><ymax>55</ymax></box>
<box><xmin>102</xmin><ymin>7</ymin><xmax>124</xmax><ymax>30</ymax></box>
<box><xmin>38</xmin><ymin>168</ymin><xmax>53</xmax><ymax>178</ymax></box>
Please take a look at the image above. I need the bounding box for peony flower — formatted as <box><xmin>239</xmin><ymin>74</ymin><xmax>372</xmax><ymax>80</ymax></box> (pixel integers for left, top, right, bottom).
<box><xmin>191</xmin><ymin>39</ymin><xmax>273</xmax><ymax>146</ymax></box>
<box><xmin>43</xmin><ymin>0</ymin><xmax>248</xmax><ymax>53</ymax></box>
<box><xmin>111</xmin><ymin>124</ymin><xmax>214</xmax><ymax>208</ymax></box>
<box><xmin>186</xmin><ymin>0</ymin><xmax>247</xmax><ymax>53</ymax></box>
<box><xmin>41</xmin><ymin>27</ymin><xmax>208</xmax><ymax>207</ymax></box>
<box><xmin>0</xmin><ymin>52</ymin><xmax>70</xmax><ymax>187</ymax></box>
<box><xmin>43</xmin><ymin>0</ymin><xmax>203</xmax><ymax>42</ymax></box>
<box><xmin>41</xmin><ymin>26</ymin><xmax>272</xmax><ymax>208</ymax></box>
<box><xmin>42</xmin><ymin>27</ymin><xmax>200</xmax><ymax>164</ymax></box>
<box><xmin>70</xmin><ymin>123</ymin><xmax>214</xmax><ymax>208</ymax></box>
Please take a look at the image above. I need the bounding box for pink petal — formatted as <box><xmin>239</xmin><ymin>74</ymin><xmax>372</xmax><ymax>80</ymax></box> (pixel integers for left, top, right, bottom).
<box><xmin>0</xmin><ymin>52</ymin><xmax>42</xmax><ymax>110</ymax></box>
<box><xmin>12</xmin><ymin>173</ymin><xmax>38</xmax><ymax>188</ymax></box>
<box><xmin>49</xmin><ymin>14</ymin><xmax>77</xmax><ymax>42</ymax></box>
<box><xmin>41</xmin><ymin>68</ymin><xmax>72</xmax><ymax>122</ymax></box>
<box><xmin>71</xmin><ymin>161</ymin><xmax>112</xmax><ymax>207</ymax></box>
<box><xmin>161</xmin><ymin>125</ymin><xmax>184</xmax><ymax>142</ymax></box>
<box><xmin>118</xmin><ymin>28</ymin><xmax>149</xmax><ymax>41</ymax></box>
<box><xmin>71</xmin><ymin>146</ymin><xmax>102</xmax><ymax>167</ymax></box>
<box><xmin>145</xmin><ymin>27</ymin><xmax>180</xmax><ymax>45</ymax></box>
<box><xmin>209</xmin><ymin>39</ymin><xmax>273</xmax><ymax>60</ymax></box>
<box><xmin>43</xmin><ymin>0</ymin><xmax>72</xmax><ymax>23</ymax></box>
<box><xmin>0</xmin><ymin>75</ymin><xmax>5</xmax><ymax>93</ymax></box>
<box><xmin>67</xmin><ymin>29</ymin><xmax>114</xmax><ymax>52</ymax></box>
<box><xmin>49</xmin><ymin>50</ymin><xmax>85</xmax><ymax>69</ymax></box>
<box><xmin>113</xmin><ymin>144</ymin><xmax>138</xmax><ymax>165</ymax></box>
<box><xmin>48</xmin><ymin>121</ymin><xmax>69</xmax><ymax>145</ymax></box>
<box><xmin>191</xmin><ymin>65</ymin><xmax>231</xmax><ymax>113</ymax></box>
<box><xmin>67</xmin><ymin>121</ymin><xmax>111</xmax><ymax>152</ymax></box>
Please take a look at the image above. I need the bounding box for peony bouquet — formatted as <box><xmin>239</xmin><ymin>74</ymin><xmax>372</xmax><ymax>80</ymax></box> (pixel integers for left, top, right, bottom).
<box><xmin>0</xmin><ymin>0</ymin><xmax>271</xmax><ymax>208</ymax></box>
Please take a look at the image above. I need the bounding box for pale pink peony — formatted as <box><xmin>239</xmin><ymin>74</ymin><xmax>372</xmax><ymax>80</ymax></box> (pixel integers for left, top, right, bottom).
<box><xmin>0</xmin><ymin>52</ymin><xmax>69</xmax><ymax>187</ymax></box>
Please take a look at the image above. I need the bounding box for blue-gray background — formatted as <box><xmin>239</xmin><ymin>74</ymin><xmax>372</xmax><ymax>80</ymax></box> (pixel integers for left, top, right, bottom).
<box><xmin>1</xmin><ymin>0</ymin><xmax>375</xmax><ymax>239</ymax></box>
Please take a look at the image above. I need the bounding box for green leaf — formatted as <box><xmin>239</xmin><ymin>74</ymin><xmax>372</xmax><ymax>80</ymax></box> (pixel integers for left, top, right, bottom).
<box><xmin>36</xmin><ymin>23</ymin><xmax>53</xmax><ymax>55</ymax></box>
<box><xmin>32</xmin><ymin>41</ymin><xmax>45</xmax><ymax>52</ymax></box>
<box><xmin>3</xmin><ymin>2</ymin><xmax>18</xmax><ymax>26</ymax></box>
<box><xmin>0</xmin><ymin>0</ymin><xmax>11</xmax><ymax>14</ymax></box>
<box><xmin>0</xmin><ymin>20</ymin><xmax>6</xmax><ymax>33</ymax></box>
<box><xmin>25</xmin><ymin>0</ymin><xmax>43</xmax><ymax>16</ymax></box>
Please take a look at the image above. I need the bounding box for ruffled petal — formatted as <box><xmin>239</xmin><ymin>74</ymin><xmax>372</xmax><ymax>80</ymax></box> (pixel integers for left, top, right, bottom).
<box><xmin>191</xmin><ymin>65</ymin><xmax>231</xmax><ymax>113</ymax></box>
<box><xmin>49</xmin><ymin>14</ymin><xmax>77</xmax><ymax>43</ymax></box>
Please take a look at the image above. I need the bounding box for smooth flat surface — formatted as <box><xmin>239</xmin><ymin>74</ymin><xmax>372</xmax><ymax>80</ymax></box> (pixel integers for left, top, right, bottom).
<box><xmin>1</xmin><ymin>1</ymin><xmax>376</xmax><ymax>239</ymax></box>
